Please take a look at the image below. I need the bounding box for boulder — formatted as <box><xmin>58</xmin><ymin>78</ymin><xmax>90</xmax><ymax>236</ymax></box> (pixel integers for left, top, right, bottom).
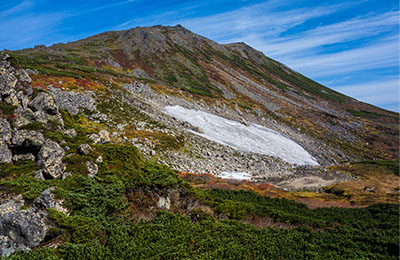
<box><xmin>3</xmin><ymin>92</ymin><xmax>19</xmax><ymax>106</ymax></box>
<box><xmin>86</xmin><ymin>161</ymin><xmax>98</xmax><ymax>177</ymax></box>
<box><xmin>89</xmin><ymin>129</ymin><xmax>110</xmax><ymax>144</ymax></box>
<box><xmin>11</xmin><ymin>130</ymin><xmax>45</xmax><ymax>150</ymax></box>
<box><xmin>0</xmin><ymin>196</ymin><xmax>49</xmax><ymax>257</ymax></box>
<box><xmin>29</xmin><ymin>92</ymin><xmax>58</xmax><ymax>115</ymax></box>
<box><xmin>12</xmin><ymin>153</ymin><xmax>35</xmax><ymax>162</ymax></box>
<box><xmin>0</xmin><ymin>142</ymin><xmax>12</xmax><ymax>163</ymax></box>
<box><xmin>78</xmin><ymin>143</ymin><xmax>92</xmax><ymax>155</ymax></box>
<box><xmin>37</xmin><ymin>140</ymin><xmax>65</xmax><ymax>179</ymax></box>
<box><xmin>0</xmin><ymin>118</ymin><xmax>11</xmax><ymax>143</ymax></box>
<box><xmin>13</xmin><ymin>107</ymin><xmax>36</xmax><ymax>128</ymax></box>
<box><xmin>0</xmin><ymin>71</ymin><xmax>17</xmax><ymax>97</ymax></box>
<box><xmin>63</xmin><ymin>129</ymin><xmax>77</xmax><ymax>138</ymax></box>
<box><xmin>33</xmin><ymin>187</ymin><xmax>68</xmax><ymax>215</ymax></box>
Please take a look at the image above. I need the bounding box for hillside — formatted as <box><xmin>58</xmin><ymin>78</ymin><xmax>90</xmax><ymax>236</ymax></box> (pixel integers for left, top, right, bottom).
<box><xmin>0</xmin><ymin>25</ymin><xmax>398</xmax><ymax>258</ymax></box>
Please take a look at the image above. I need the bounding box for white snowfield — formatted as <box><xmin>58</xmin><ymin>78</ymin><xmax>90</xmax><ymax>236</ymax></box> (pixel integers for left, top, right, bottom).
<box><xmin>164</xmin><ymin>105</ymin><xmax>319</xmax><ymax>166</ymax></box>
<box><xmin>218</xmin><ymin>171</ymin><xmax>252</xmax><ymax>181</ymax></box>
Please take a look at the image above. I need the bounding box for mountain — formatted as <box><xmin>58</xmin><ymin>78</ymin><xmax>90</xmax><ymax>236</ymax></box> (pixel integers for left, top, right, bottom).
<box><xmin>0</xmin><ymin>25</ymin><xmax>398</xmax><ymax>258</ymax></box>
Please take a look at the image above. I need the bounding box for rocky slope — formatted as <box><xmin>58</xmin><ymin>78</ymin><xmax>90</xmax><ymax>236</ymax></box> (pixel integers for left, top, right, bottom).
<box><xmin>0</xmin><ymin>25</ymin><xmax>398</xmax><ymax>257</ymax></box>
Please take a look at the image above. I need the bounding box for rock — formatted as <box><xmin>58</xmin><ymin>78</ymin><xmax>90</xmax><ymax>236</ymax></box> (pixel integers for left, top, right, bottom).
<box><xmin>33</xmin><ymin>187</ymin><xmax>68</xmax><ymax>214</ymax></box>
<box><xmin>33</xmin><ymin>170</ymin><xmax>45</xmax><ymax>180</ymax></box>
<box><xmin>95</xmin><ymin>156</ymin><xmax>103</xmax><ymax>163</ymax></box>
<box><xmin>12</xmin><ymin>153</ymin><xmax>35</xmax><ymax>162</ymax></box>
<box><xmin>63</xmin><ymin>129</ymin><xmax>76</xmax><ymax>138</ymax></box>
<box><xmin>78</xmin><ymin>143</ymin><xmax>92</xmax><ymax>155</ymax></box>
<box><xmin>86</xmin><ymin>161</ymin><xmax>98</xmax><ymax>177</ymax></box>
<box><xmin>0</xmin><ymin>195</ymin><xmax>24</xmax><ymax>217</ymax></box>
<box><xmin>0</xmin><ymin>197</ymin><xmax>49</xmax><ymax>257</ymax></box>
<box><xmin>0</xmin><ymin>142</ymin><xmax>12</xmax><ymax>163</ymax></box>
<box><xmin>15</xmin><ymin>69</ymin><xmax>32</xmax><ymax>84</ymax></box>
<box><xmin>33</xmin><ymin>110</ymin><xmax>48</xmax><ymax>124</ymax></box>
<box><xmin>13</xmin><ymin>107</ymin><xmax>36</xmax><ymax>128</ymax></box>
<box><xmin>89</xmin><ymin>129</ymin><xmax>110</xmax><ymax>144</ymax></box>
<box><xmin>157</xmin><ymin>196</ymin><xmax>171</xmax><ymax>209</ymax></box>
<box><xmin>0</xmin><ymin>118</ymin><xmax>11</xmax><ymax>143</ymax></box>
<box><xmin>0</xmin><ymin>70</ymin><xmax>17</xmax><ymax>97</ymax></box>
<box><xmin>122</xmin><ymin>81</ymin><xmax>156</xmax><ymax>97</ymax></box>
<box><xmin>11</xmin><ymin>130</ymin><xmax>45</xmax><ymax>150</ymax></box>
<box><xmin>37</xmin><ymin>140</ymin><xmax>65</xmax><ymax>179</ymax></box>
<box><xmin>3</xmin><ymin>92</ymin><xmax>19</xmax><ymax>106</ymax></box>
<box><xmin>48</xmin><ymin>87</ymin><xmax>96</xmax><ymax>115</ymax></box>
<box><xmin>150</xmin><ymin>150</ymin><xmax>156</xmax><ymax>156</ymax></box>
<box><xmin>29</xmin><ymin>92</ymin><xmax>58</xmax><ymax>115</ymax></box>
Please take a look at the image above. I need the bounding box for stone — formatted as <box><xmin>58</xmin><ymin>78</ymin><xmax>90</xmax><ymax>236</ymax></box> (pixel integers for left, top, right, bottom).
<box><xmin>16</xmin><ymin>69</ymin><xmax>32</xmax><ymax>83</ymax></box>
<box><xmin>157</xmin><ymin>196</ymin><xmax>171</xmax><ymax>209</ymax></box>
<box><xmin>0</xmin><ymin>71</ymin><xmax>17</xmax><ymax>97</ymax></box>
<box><xmin>0</xmin><ymin>142</ymin><xmax>12</xmax><ymax>163</ymax></box>
<box><xmin>78</xmin><ymin>143</ymin><xmax>92</xmax><ymax>155</ymax></box>
<box><xmin>3</xmin><ymin>92</ymin><xmax>19</xmax><ymax>106</ymax></box>
<box><xmin>37</xmin><ymin>140</ymin><xmax>65</xmax><ymax>179</ymax></box>
<box><xmin>33</xmin><ymin>170</ymin><xmax>45</xmax><ymax>180</ymax></box>
<box><xmin>89</xmin><ymin>129</ymin><xmax>110</xmax><ymax>144</ymax></box>
<box><xmin>13</xmin><ymin>107</ymin><xmax>36</xmax><ymax>128</ymax></box>
<box><xmin>0</xmin><ymin>118</ymin><xmax>11</xmax><ymax>143</ymax></box>
<box><xmin>95</xmin><ymin>156</ymin><xmax>103</xmax><ymax>163</ymax></box>
<box><xmin>48</xmin><ymin>86</ymin><xmax>96</xmax><ymax>115</ymax></box>
<box><xmin>63</xmin><ymin>129</ymin><xmax>77</xmax><ymax>138</ymax></box>
<box><xmin>33</xmin><ymin>187</ymin><xmax>68</xmax><ymax>215</ymax></box>
<box><xmin>33</xmin><ymin>110</ymin><xmax>48</xmax><ymax>124</ymax></box>
<box><xmin>29</xmin><ymin>92</ymin><xmax>58</xmax><ymax>115</ymax></box>
<box><xmin>12</xmin><ymin>153</ymin><xmax>35</xmax><ymax>162</ymax></box>
<box><xmin>11</xmin><ymin>130</ymin><xmax>45</xmax><ymax>150</ymax></box>
<box><xmin>86</xmin><ymin>161</ymin><xmax>98</xmax><ymax>177</ymax></box>
<box><xmin>0</xmin><ymin>198</ymin><xmax>49</xmax><ymax>257</ymax></box>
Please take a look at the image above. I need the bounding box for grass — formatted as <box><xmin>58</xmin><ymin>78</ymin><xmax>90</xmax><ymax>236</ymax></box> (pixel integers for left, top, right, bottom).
<box><xmin>347</xmin><ymin>109</ymin><xmax>392</xmax><ymax>118</ymax></box>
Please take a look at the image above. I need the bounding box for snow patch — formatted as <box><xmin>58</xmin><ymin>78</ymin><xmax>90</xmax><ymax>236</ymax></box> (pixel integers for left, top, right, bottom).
<box><xmin>218</xmin><ymin>171</ymin><xmax>252</xmax><ymax>181</ymax></box>
<box><xmin>164</xmin><ymin>105</ymin><xmax>319</xmax><ymax>166</ymax></box>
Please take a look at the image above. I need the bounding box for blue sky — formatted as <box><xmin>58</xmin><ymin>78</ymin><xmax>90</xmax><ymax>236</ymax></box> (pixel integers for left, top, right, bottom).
<box><xmin>1</xmin><ymin>0</ymin><xmax>399</xmax><ymax>112</ymax></box>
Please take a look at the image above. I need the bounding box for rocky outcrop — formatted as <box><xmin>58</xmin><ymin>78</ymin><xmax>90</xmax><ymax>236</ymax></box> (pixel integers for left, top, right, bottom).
<box><xmin>89</xmin><ymin>129</ymin><xmax>110</xmax><ymax>144</ymax></box>
<box><xmin>49</xmin><ymin>86</ymin><xmax>96</xmax><ymax>115</ymax></box>
<box><xmin>0</xmin><ymin>194</ymin><xmax>47</xmax><ymax>257</ymax></box>
<box><xmin>0</xmin><ymin>142</ymin><xmax>12</xmax><ymax>163</ymax></box>
<box><xmin>37</xmin><ymin>141</ymin><xmax>65</xmax><ymax>179</ymax></box>
<box><xmin>86</xmin><ymin>161</ymin><xmax>98</xmax><ymax>177</ymax></box>
<box><xmin>78</xmin><ymin>143</ymin><xmax>92</xmax><ymax>155</ymax></box>
<box><xmin>33</xmin><ymin>187</ymin><xmax>68</xmax><ymax>214</ymax></box>
<box><xmin>0</xmin><ymin>188</ymin><xmax>68</xmax><ymax>257</ymax></box>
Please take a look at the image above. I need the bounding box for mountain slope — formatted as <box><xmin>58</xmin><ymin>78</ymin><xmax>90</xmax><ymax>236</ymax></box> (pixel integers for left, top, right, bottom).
<box><xmin>0</xmin><ymin>25</ymin><xmax>398</xmax><ymax>259</ymax></box>
<box><xmin>10</xmin><ymin>25</ymin><xmax>398</xmax><ymax>164</ymax></box>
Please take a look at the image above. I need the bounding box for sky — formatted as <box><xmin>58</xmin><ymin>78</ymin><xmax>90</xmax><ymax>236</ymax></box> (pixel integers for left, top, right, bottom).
<box><xmin>1</xmin><ymin>0</ymin><xmax>399</xmax><ymax>112</ymax></box>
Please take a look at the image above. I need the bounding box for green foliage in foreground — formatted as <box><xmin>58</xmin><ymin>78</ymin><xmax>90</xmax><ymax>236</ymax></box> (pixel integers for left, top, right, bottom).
<box><xmin>0</xmin><ymin>137</ymin><xmax>398</xmax><ymax>259</ymax></box>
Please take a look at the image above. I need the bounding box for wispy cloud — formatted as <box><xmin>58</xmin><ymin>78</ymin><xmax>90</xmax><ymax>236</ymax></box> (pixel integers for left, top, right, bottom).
<box><xmin>333</xmin><ymin>77</ymin><xmax>399</xmax><ymax>111</ymax></box>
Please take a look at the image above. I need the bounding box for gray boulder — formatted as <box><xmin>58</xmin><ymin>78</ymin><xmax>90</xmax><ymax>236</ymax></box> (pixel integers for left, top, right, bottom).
<box><xmin>63</xmin><ymin>128</ymin><xmax>77</xmax><ymax>138</ymax></box>
<box><xmin>37</xmin><ymin>140</ymin><xmax>65</xmax><ymax>179</ymax></box>
<box><xmin>13</xmin><ymin>107</ymin><xmax>36</xmax><ymax>128</ymax></box>
<box><xmin>12</xmin><ymin>153</ymin><xmax>35</xmax><ymax>162</ymax></box>
<box><xmin>0</xmin><ymin>118</ymin><xmax>11</xmax><ymax>143</ymax></box>
<box><xmin>29</xmin><ymin>92</ymin><xmax>58</xmax><ymax>115</ymax></box>
<box><xmin>86</xmin><ymin>161</ymin><xmax>98</xmax><ymax>177</ymax></box>
<box><xmin>0</xmin><ymin>196</ymin><xmax>49</xmax><ymax>257</ymax></box>
<box><xmin>0</xmin><ymin>142</ymin><xmax>12</xmax><ymax>163</ymax></box>
<box><xmin>0</xmin><ymin>69</ymin><xmax>17</xmax><ymax>97</ymax></box>
<box><xmin>78</xmin><ymin>143</ymin><xmax>92</xmax><ymax>155</ymax></box>
<box><xmin>11</xmin><ymin>130</ymin><xmax>45</xmax><ymax>149</ymax></box>
<box><xmin>33</xmin><ymin>187</ymin><xmax>68</xmax><ymax>215</ymax></box>
<box><xmin>89</xmin><ymin>129</ymin><xmax>110</xmax><ymax>144</ymax></box>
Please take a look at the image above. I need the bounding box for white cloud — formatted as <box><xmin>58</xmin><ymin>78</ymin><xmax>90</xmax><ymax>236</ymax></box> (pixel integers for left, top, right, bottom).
<box><xmin>333</xmin><ymin>78</ymin><xmax>399</xmax><ymax>111</ymax></box>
